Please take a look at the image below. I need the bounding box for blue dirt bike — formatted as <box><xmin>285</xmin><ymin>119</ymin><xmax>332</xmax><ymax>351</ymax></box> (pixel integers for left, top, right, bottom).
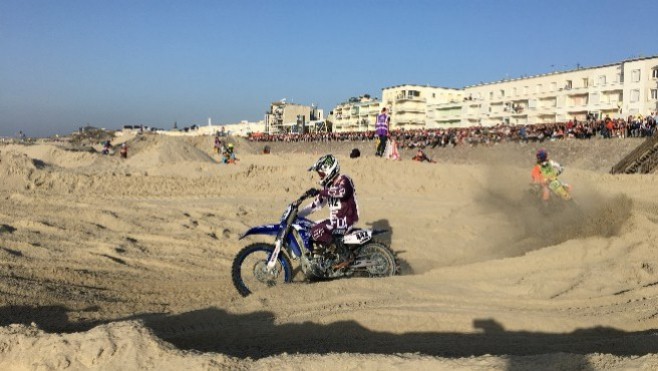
<box><xmin>231</xmin><ymin>191</ymin><xmax>399</xmax><ymax>297</ymax></box>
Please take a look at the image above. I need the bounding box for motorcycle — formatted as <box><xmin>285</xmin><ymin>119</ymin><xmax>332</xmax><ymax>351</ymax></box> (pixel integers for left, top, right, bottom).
<box><xmin>526</xmin><ymin>179</ymin><xmax>577</xmax><ymax>215</ymax></box>
<box><xmin>231</xmin><ymin>192</ymin><xmax>399</xmax><ymax>297</ymax></box>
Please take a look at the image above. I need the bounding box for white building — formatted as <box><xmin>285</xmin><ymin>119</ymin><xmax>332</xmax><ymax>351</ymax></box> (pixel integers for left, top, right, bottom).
<box><xmin>332</xmin><ymin>55</ymin><xmax>658</xmax><ymax>131</ymax></box>
<box><xmin>219</xmin><ymin>120</ymin><xmax>266</xmax><ymax>136</ymax></box>
<box><xmin>265</xmin><ymin>101</ymin><xmax>323</xmax><ymax>134</ymax></box>
<box><xmin>160</xmin><ymin>120</ymin><xmax>265</xmax><ymax>137</ymax></box>
<box><xmin>330</xmin><ymin>95</ymin><xmax>382</xmax><ymax>133</ymax></box>
<box><xmin>455</xmin><ymin>55</ymin><xmax>658</xmax><ymax>127</ymax></box>
<box><xmin>381</xmin><ymin>85</ymin><xmax>463</xmax><ymax>130</ymax></box>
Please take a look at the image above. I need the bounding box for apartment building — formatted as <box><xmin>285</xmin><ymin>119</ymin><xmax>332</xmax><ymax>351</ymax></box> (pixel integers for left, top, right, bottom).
<box><xmin>381</xmin><ymin>85</ymin><xmax>463</xmax><ymax>130</ymax></box>
<box><xmin>454</xmin><ymin>55</ymin><xmax>658</xmax><ymax>127</ymax></box>
<box><xmin>330</xmin><ymin>55</ymin><xmax>658</xmax><ymax>131</ymax></box>
<box><xmin>265</xmin><ymin>101</ymin><xmax>323</xmax><ymax>134</ymax></box>
<box><xmin>330</xmin><ymin>95</ymin><xmax>382</xmax><ymax>133</ymax></box>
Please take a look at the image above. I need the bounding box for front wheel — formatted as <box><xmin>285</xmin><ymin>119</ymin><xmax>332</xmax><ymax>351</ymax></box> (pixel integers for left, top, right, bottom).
<box><xmin>231</xmin><ymin>243</ymin><xmax>293</xmax><ymax>297</ymax></box>
<box><xmin>355</xmin><ymin>241</ymin><xmax>398</xmax><ymax>277</ymax></box>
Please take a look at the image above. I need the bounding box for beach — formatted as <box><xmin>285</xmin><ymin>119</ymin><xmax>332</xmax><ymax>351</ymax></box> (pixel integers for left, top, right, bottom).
<box><xmin>1</xmin><ymin>133</ymin><xmax>657</xmax><ymax>370</ymax></box>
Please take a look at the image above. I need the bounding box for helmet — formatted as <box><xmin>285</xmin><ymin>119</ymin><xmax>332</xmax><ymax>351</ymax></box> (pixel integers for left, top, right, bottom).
<box><xmin>536</xmin><ymin>149</ymin><xmax>548</xmax><ymax>163</ymax></box>
<box><xmin>309</xmin><ymin>154</ymin><xmax>340</xmax><ymax>187</ymax></box>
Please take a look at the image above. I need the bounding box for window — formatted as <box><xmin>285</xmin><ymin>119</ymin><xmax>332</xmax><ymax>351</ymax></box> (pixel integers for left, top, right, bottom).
<box><xmin>565</xmin><ymin>80</ymin><xmax>573</xmax><ymax>90</ymax></box>
<box><xmin>513</xmin><ymin>87</ymin><xmax>518</xmax><ymax>96</ymax></box>
<box><xmin>653</xmin><ymin>69</ymin><xmax>658</xmax><ymax>79</ymax></box>
<box><xmin>598</xmin><ymin>75</ymin><xmax>606</xmax><ymax>85</ymax></box>
<box><xmin>651</xmin><ymin>89</ymin><xmax>657</xmax><ymax>100</ymax></box>
<box><xmin>499</xmin><ymin>89</ymin><xmax>505</xmax><ymax>97</ymax></box>
<box><xmin>489</xmin><ymin>91</ymin><xmax>494</xmax><ymax>100</ymax></box>
<box><xmin>582</xmin><ymin>78</ymin><xmax>589</xmax><ymax>88</ymax></box>
<box><xmin>630</xmin><ymin>89</ymin><xmax>640</xmax><ymax>103</ymax></box>
<box><xmin>632</xmin><ymin>69</ymin><xmax>641</xmax><ymax>82</ymax></box>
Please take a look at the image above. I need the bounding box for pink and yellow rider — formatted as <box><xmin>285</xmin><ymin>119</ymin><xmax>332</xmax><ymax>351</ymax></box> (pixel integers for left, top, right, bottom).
<box><xmin>531</xmin><ymin>149</ymin><xmax>571</xmax><ymax>201</ymax></box>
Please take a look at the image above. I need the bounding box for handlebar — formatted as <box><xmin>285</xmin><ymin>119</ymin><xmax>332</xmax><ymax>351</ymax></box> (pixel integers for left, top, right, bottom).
<box><xmin>292</xmin><ymin>194</ymin><xmax>307</xmax><ymax>208</ymax></box>
<box><xmin>292</xmin><ymin>189</ymin><xmax>318</xmax><ymax>208</ymax></box>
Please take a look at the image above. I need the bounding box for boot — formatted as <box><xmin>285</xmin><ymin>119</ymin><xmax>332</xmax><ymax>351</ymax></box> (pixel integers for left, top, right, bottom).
<box><xmin>332</xmin><ymin>245</ymin><xmax>354</xmax><ymax>270</ymax></box>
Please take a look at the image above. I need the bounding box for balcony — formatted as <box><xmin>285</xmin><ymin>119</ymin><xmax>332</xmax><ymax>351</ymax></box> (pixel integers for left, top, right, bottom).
<box><xmin>589</xmin><ymin>101</ymin><xmax>622</xmax><ymax>110</ymax></box>
<box><xmin>395</xmin><ymin>95</ymin><xmax>426</xmax><ymax>103</ymax></box>
<box><xmin>599</xmin><ymin>82</ymin><xmax>624</xmax><ymax>92</ymax></box>
<box><xmin>566</xmin><ymin>88</ymin><xmax>590</xmax><ymax>96</ymax></box>
<box><xmin>396</xmin><ymin>120</ymin><xmax>426</xmax><ymax>127</ymax></box>
<box><xmin>536</xmin><ymin>106</ymin><xmax>556</xmax><ymax>115</ymax></box>
<box><xmin>432</xmin><ymin>101</ymin><xmax>462</xmax><ymax>109</ymax></box>
<box><xmin>395</xmin><ymin>101</ymin><xmax>425</xmax><ymax>113</ymax></box>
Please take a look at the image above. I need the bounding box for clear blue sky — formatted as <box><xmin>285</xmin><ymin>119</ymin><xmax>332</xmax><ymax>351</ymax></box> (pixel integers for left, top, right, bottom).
<box><xmin>1</xmin><ymin>0</ymin><xmax>656</xmax><ymax>137</ymax></box>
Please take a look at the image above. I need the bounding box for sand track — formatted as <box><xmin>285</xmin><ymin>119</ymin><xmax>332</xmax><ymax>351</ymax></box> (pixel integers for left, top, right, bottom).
<box><xmin>1</xmin><ymin>136</ymin><xmax>658</xmax><ymax>369</ymax></box>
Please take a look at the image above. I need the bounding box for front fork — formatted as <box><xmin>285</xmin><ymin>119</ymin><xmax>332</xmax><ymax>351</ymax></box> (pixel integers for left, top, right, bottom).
<box><xmin>266</xmin><ymin>239</ymin><xmax>284</xmax><ymax>271</ymax></box>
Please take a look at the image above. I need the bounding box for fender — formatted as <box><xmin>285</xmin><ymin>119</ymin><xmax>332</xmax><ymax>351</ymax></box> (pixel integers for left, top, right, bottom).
<box><xmin>239</xmin><ymin>224</ymin><xmax>281</xmax><ymax>240</ymax></box>
<box><xmin>239</xmin><ymin>223</ymin><xmax>305</xmax><ymax>258</ymax></box>
<box><xmin>239</xmin><ymin>216</ymin><xmax>315</xmax><ymax>241</ymax></box>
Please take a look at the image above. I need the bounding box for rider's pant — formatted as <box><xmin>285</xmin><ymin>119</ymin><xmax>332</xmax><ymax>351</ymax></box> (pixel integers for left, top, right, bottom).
<box><xmin>311</xmin><ymin>219</ymin><xmax>350</xmax><ymax>246</ymax></box>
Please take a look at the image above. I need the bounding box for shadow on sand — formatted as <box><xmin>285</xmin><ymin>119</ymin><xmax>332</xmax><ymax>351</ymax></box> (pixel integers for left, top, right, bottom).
<box><xmin>2</xmin><ymin>304</ymin><xmax>655</xmax><ymax>370</ymax></box>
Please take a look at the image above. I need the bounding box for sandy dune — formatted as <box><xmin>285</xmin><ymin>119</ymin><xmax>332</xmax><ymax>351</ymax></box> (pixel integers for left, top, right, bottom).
<box><xmin>1</xmin><ymin>133</ymin><xmax>657</xmax><ymax>370</ymax></box>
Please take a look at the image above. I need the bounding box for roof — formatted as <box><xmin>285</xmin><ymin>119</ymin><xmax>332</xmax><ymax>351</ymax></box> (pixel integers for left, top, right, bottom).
<box><xmin>382</xmin><ymin>83</ymin><xmax>462</xmax><ymax>91</ymax></box>
<box><xmin>464</xmin><ymin>54</ymin><xmax>658</xmax><ymax>88</ymax></box>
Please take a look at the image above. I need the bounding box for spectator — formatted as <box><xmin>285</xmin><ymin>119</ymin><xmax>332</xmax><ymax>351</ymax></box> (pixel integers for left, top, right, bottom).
<box><xmin>120</xmin><ymin>143</ymin><xmax>128</xmax><ymax>159</ymax></box>
<box><xmin>375</xmin><ymin>107</ymin><xmax>390</xmax><ymax>157</ymax></box>
<box><xmin>246</xmin><ymin>116</ymin><xmax>656</xmax><ymax>149</ymax></box>
<box><xmin>223</xmin><ymin>143</ymin><xmax>237</xmax><ymax>164</ymax></box>
<box><xmin>385</xmin><ymin>137</ymin><xmax>400</xmax><ymax>160</ymax></box>
<box><xmin>102</xmin><ymin>140</ymin><xmax>111</xmax><ymax>155</ymax></box>
<box><xmin>213</xmin><ymin>136</ymin><xmax>224</xmax><ymax>154</ymax></box>
<box><xmin>411</xmin><ymin>149</ymin><xmax>436</xmax><ymax>163</ymax></box>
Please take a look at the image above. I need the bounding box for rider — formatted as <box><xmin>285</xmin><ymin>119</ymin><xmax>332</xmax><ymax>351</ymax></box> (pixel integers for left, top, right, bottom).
<box><xmin>531</xmin><ymin>148</ymin><xmax>571</xmax><ymax>202</ymax></box>
<box><xmin>299</xmin><ymin>154</ymin><xmax>359</xmax><ymax>269</ymax></box>
<box><xmin>223</xmin><ymin>143</ymin><xmax>237</xmax><ymax>164</ymax></box>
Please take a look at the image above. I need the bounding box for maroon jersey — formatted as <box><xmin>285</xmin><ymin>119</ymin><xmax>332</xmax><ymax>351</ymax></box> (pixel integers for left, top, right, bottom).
<box><xmin>299</xmin><ymin>174</ymin><xmax>359</xmax><ymax>229</ymax></box>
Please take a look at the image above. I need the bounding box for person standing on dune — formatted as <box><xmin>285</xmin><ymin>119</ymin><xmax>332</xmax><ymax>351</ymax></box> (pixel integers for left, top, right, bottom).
<box><xmin>375</xmin><ymin>107</ymin><xmax>390</xmax><ymax>157</ymax></box>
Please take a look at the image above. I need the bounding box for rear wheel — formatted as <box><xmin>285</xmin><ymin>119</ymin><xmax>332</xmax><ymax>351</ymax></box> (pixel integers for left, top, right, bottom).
<box><xmin>231</xmin><ymin>243</ymin><xmax>293</xmax><ymax>297</ymax></box>
<box><xmin>355</xmin><ymin>241</ymin><xmax>398</xmax><ymax>277</ymax></box>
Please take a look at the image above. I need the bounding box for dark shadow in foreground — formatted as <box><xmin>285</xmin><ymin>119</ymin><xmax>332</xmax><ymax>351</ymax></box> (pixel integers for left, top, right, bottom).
<box><xmin>1</xmin><ymin>304</ymin><xmax>655</xmax><ymax>370</ymax></box>
<box><xmin>137</xmin><ymin>308</ymin><xmax>656</xmax><ymax>361</ymax></box>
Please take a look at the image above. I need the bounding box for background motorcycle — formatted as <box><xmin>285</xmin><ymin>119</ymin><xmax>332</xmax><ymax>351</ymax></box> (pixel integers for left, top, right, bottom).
<box><xmin>526</xmin><ymin>180</ymin><xmax>577</xmax><ymax>215</ymax></box>
<box><xmin>231</xmin><ymin>191</ymin><xmax>399</xmax><ymax>297</ymax></box>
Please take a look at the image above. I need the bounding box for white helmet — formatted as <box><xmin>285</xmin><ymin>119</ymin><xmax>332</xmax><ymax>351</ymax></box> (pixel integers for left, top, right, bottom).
<box><xmin>308</xmin><ymin>154</ymin><xmax>340</xmax><ymax>187</ymax></box>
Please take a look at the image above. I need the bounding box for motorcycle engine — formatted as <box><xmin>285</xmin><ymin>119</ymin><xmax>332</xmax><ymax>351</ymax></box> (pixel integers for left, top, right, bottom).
<box><xmin>305</xmin><ymin>243</ymin><xmax>339</xmax><ymax>278</ymax></box>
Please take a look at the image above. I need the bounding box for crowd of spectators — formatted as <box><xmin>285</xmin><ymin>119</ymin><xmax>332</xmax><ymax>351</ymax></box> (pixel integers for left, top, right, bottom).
<box><xmin>248</xmin><ymin>114</ymin><xmax>658</xmax><ymax>150</ymax></box>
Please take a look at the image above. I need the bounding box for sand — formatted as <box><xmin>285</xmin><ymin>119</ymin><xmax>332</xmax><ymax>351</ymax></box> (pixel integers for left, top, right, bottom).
<box><xmin>1</xmin><ymin>133</ymin><xmax>657</xmax><ymax>370</ymax></box>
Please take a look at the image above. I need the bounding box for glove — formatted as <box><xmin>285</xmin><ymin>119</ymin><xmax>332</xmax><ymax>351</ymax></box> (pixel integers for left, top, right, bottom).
<box><xmin>305</xmin><ymin>188</ymin><xmax>320</xmax><ymax>198</ymax></box>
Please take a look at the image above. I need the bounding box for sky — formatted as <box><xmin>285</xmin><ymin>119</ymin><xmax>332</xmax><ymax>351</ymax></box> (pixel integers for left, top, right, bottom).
<box><xmin>1</xmin><ymin>0</ymin><xmax>657</xmax><ymax>138</ymax></box>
